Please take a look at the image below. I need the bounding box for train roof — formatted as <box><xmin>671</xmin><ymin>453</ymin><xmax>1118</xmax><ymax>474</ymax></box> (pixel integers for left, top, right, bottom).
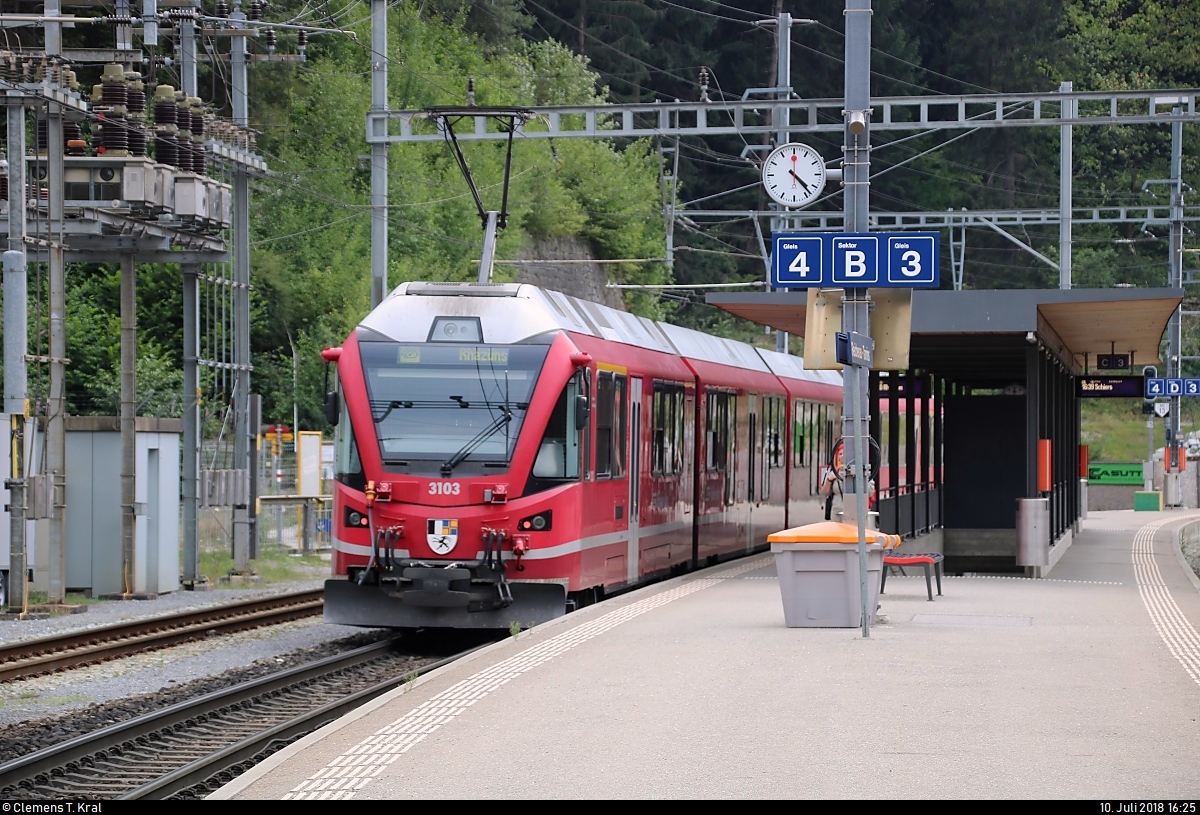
<box><xmin>755</xmin><ymin>347</ymin><xmax>842</xmax><ymax>387</ymax></box>
<box><xmin>370</xmin><ymin>281</ymin><xmax>840</xmax><ymax>386</ymax></box>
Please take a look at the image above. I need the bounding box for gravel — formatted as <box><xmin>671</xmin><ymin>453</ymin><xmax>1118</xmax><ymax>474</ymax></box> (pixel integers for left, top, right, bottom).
<box><xmin>0</xmin><ymin>578</ymin><xmax>388</xmax><ymax>737</ymax></box>
<box><xmin>0</xmin><ymin>580</ymin><xmax>331</xmax><ymax>645</ymax></box>
<box><xmin>0</xmin><ymin>626</ymin><xmax>400</xmax><ymax>766</ymax></box>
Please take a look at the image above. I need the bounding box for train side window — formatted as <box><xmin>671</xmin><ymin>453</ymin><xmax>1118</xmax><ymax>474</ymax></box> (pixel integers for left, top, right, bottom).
<box><xmin>595</xmin><ymin>370</ymin><xmax>626</xmax><ymax>479</ymax></box>
<box><xmin>706</xmin><ymin>389</ymin><xmax>734</xmax><ymax>473</ymax></box>
<box><xmin>652</xmin><ymin>381</ymin><xmax>684</xmax><ymax>476</ymax></box>
<box><xmin>792</xmin><ymin>399</ymin><xmax>806</xmax><ymax>468</ymax></box>
<box><xmin>766</xmin><ymin>396</ymin><xmax>784</xmax><ymax>469</ymax></box>
<box><xmin>530</xmin><ymin>372</ymin><xmax>582</xmax><ymax>486</ymax></box>
<box><xmin>334</xmin><ymin>379</ymin><xmax>365</xmax><ymax>490</ymax></box>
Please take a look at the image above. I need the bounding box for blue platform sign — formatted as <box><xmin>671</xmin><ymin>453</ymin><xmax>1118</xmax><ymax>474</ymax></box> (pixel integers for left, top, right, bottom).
<box><xmin>1146</xmin><ymin>378</ymin><xmax>1200</xmax><ymax>396</ymax></box>
<box><xmin>772</xmin><ymin>232</ymin><xmax>940</xmax><ymax>289</ymax></box>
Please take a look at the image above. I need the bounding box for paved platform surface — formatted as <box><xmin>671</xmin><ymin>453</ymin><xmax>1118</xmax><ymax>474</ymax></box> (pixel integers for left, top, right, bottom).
<box><xmin>212</xmin><ymin>510</ymin><xmax>1200</xmax><ymax>799</ymax></box>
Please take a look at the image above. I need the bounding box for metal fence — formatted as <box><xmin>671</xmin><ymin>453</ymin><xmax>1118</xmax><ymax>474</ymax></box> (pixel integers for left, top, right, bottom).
<box><xmin>257</xmin><ymin>496</ymin><xmax>333</xmax><ymax>553</ymax></box>
<box><xmin>194</xmin><ymin>496</ymin><xmax>332</xmax><ymax>557</ymax></box>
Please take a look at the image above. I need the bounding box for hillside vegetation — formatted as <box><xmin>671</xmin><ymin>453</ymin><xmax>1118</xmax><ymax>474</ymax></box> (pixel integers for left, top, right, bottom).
<box><xmin>22</xmin><ymin>0</ymin><xmax>1200</xmax><ymax>440</ymax></box>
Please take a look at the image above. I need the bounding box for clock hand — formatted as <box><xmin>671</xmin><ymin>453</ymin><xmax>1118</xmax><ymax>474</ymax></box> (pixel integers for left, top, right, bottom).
<box><xmin>788</xmin><ymin>169</ymin><xmax>812</xmax><ymax>193</ymax></box>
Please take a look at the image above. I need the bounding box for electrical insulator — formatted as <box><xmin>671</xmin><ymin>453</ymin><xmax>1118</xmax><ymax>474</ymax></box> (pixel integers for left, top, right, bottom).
<box><xmin>699</xmin><ymin>67</ymin><xmax>710</xmax><ymax>103</ymax></box>
<box><xmin>216</xmin><ymin>0</ymin><xmax>229</xmax><ymax>17</ymax></box>
<box><xmin>248</xmin><ymin>0</ymin><xmax>262</xmax><ymax>21</ymax></box>
<box><xmin>297</xmin><ymin>29</ymin><xmax>307</xmax><ymax>48</ymax></box>
<box><xmin>466</xmin><ymin>76</ymin><xmax>475</xmax><ymax>107</ymax></box>
<box><xmin>264</xmin><ymin>28</ymin><xmax>277</xmax><ymax>51</ymax></box>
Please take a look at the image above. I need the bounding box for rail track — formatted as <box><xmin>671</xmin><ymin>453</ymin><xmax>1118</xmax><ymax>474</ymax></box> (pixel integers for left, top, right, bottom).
<box><xmin>0</xmin><ymin>636</ymin><xmax>484</xmax><ymax>799</ymax></box>
<box><xmin>0</xmin><ymin>589</ymin><xmax>325</xmax><ymax>683</ymax></box>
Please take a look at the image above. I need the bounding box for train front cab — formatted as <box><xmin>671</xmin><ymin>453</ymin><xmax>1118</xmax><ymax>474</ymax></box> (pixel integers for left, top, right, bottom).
<box><xmin>324</xmin><ymin>330</ymin><xmax>595</xmax><ymax>629</ymax></box>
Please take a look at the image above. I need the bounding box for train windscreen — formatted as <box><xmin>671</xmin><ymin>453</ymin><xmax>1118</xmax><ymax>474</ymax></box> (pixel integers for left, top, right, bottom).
<box><xmin>358</xmin><ymin>342</ymin><xmax>549</xmax><ymax>474</ymax></box>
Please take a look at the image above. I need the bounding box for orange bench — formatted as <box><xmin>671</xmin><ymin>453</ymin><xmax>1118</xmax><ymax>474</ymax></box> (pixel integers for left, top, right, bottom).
<box><xmin>880</xmin><ymin>552</ymin><xmax>944</xmax><ymax>601</ymax></box>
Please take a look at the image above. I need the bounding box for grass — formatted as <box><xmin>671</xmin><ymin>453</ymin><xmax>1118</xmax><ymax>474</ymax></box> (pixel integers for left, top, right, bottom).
<box><xmin>1081</xmin><ymin>399</ymin><xmax>1200</xmax><ymax>462</ymax></box>
<box><xmin>198</xmin><ymin>543</ymin><xmax>329</xmax><ymax>584</ymax></box>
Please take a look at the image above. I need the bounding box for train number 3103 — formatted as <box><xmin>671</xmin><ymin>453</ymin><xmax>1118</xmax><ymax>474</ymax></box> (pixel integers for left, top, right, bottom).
<box><xmin>429</xmin><ymin>481</ymin><xmax>462</xmax><ymax>495</ymax></box>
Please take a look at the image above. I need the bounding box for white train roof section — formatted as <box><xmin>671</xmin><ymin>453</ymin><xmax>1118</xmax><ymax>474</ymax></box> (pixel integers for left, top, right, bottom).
<box><xmin>363</xmin><ymin>282</ymin><xmax>677</xmax><ymax>354</ymax></box>
<box><xmin>756</xmin><ymin>347</ymin><xmax>843</xmax><ymax>387</ymax></box>
<box><xmin>365</xmin><ymin>282</ymin><xmax>827</xmax><ymax>380</ymax></box>
<box><xmin>655</xmin><ymin>321</ymin><xmax>772</xmax><ymax>373</ymax></box>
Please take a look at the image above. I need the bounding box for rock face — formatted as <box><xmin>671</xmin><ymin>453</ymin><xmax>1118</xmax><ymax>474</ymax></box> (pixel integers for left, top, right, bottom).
<box><xmin>506</xmin><ymin>236</ymin><xmax>626</xmax><ymax>311</ymax></box>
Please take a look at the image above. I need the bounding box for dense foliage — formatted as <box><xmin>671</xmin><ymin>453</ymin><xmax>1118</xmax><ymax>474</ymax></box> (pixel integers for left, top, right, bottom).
<box><xmin>22</xmin><ymin>0</ymin><xmax>1200</xmax><ymax>432</ymax></box>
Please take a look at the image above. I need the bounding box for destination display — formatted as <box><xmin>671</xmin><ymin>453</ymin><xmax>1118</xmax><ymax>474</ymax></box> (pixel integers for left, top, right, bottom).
<box><xmin>1076</xmin><ymin>375</ymin><xmax>1144</xmax><ymax>398</ymax></box>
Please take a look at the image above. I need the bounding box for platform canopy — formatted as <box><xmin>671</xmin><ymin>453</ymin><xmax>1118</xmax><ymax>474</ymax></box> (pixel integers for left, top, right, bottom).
<box><xmin>707</xmin><ymin>287</ymin><xmax>1182</xmax><ymax>384</ymax></box>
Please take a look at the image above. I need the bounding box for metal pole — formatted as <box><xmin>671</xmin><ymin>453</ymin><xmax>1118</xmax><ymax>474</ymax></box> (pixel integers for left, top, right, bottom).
<box><xmin>1168</xmin><ymin>109</ymin><xmax>1183</xmax><ymax>485</ymax></box>
<box><xmin>182</xmin><ymin>264</ymin><xmax>200</xmax><ymax>586</ymax></box>
<box><xmin>120</xmin><ymin>255</ymin><xmax>137</xmax><ymax>595</ymax></box>
<box><xmin>478</xmin><ymin>210</ymin><xmax>499</xmax><ymax>283</ymax></box>
<box><xmin>248</xmin><ymin>394</ymin><xmax>260</xmax><ymax>560</ymax></box>
<box><xmin>1059</xmin><ymin>81</ymin><xmax>1072</xmax><ymax>290</ymax></box>
<box><xmin>772</xmin><ymin>10</ymin><xmax>792</xmax><ymax>355</ymax></box>
<box><xmin>231</xmin><ymin>6</ymin><xmax>253</xmax><ymax>568</ymax></box>
<box><xmin>843</xmin><ymin>0</ymin><xmax>873</xmax><ymax>637</ymax></box>
<box><xmin>46</xmin><ymin>92</ymin><xmax>67</xmax><ymax>605</ymax></box>
<box><xmin>370</xmin><ymin>0</ymin><xmax>389</xmax><ymax>307</ymax></box>
<box><xmin>1146</xmin><ymin>417</ymin><xmax>1154</xmax><ymax>492</ymax></box>
<box><xmin>5</xmin><ymin>104</ymin><xmax>28</xmax><ymax>612</ymax></box>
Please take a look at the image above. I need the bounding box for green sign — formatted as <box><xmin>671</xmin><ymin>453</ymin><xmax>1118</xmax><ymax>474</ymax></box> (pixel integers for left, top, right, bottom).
<box><xmin>1088</xmin><ymin>463</ymin><xmax>1143</xmax><ymax>485</ymax></box>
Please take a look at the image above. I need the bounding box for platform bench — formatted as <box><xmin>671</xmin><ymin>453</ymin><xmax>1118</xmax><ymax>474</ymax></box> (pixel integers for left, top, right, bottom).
<box><xmin>880</xmin><ymin>552</ymin><xmax>944</xmax><ymax>601</ymax></box>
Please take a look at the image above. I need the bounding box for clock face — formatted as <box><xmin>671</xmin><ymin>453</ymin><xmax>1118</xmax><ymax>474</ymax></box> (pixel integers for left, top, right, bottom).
<box><xmin>761</xmin><ymin>143</ymin><xmax>826</xmax><ymax>208</ymax></box>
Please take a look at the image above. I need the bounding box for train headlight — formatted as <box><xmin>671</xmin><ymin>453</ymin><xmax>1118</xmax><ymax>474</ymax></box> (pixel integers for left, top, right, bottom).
<box><xmin>517</xmin><ymin>510</ymin><xmax>552</xmax><ymax>532</ymax></box>
<box><xmin>429</xmin><ymin>317</ymin><xmax>482</xmax><ymax>343</ymax></box>
<box><xmin>344</xmin><ymin>509</ymin><xmax>369</xmax><ymax>528</ymax></box>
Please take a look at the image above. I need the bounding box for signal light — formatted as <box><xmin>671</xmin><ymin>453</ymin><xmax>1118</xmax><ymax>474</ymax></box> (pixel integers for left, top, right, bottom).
<box><xmin>1143</xmin><ymin>365</ymin><xmax>1158</xmax><ymax>415</ymax></box>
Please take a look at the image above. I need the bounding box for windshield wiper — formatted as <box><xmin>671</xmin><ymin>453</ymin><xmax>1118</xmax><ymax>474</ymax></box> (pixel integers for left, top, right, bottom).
<box><xmin>373</xmin><ymin>397</ymin><xmax>474</xmax><ymax>424</ymax></box>
<box><xmin>441</xmin><ymin>407</ymin><xmax>512</xmax><ymax>477</ymax></box>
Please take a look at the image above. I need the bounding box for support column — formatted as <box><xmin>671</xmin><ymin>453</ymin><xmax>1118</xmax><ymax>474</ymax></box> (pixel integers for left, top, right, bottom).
<box><xmin>231</xmin><ymin>5</ymin><xmax>254</xmax><ymax>567</ymax></box>
<box><xmin>1059</xmin><ymin>81</ymin><xmax>1073</xmax><ymax>289</ymax></box>
<box><xmin>1166</xmin><ymin>108</ymin><xmax>1185</xmax><ymax>504</ymax></box>
<box><xmin>1167</xmin><ymin>108</ymin><xmax>1184</xmax><ymax>495</ymax></box>
<box><xmin>182</xmin><ymin>264</ymin><xmax>200</xmax><ymax>586</ymax></box>
<box><xmin>370</xmin><ymin>0</ymin><xmax>389</xmax><ymax>307</ymax></box>
<box><xmin>120</xmin><ymin>255</ymin><xmax>137</xmax><ymax>595</ymax></box>
<box><xmin>842</xmin><ymin>0</ymin><xmax>872</xmax><ymax>637</ymax></box>
<box><xmin>771</xmin><ymin>9</ymin><xmax>792</xmax><ymax>354</ymax></box>
<box><xmin>5</xmin><ymin>104</ymin><xmax>28</xmax><ymax>612</ymax></box>
<box><xmin>46</xmin><ymin>107</ymin><xmax>66</xmax><ymax>605</ymax></box>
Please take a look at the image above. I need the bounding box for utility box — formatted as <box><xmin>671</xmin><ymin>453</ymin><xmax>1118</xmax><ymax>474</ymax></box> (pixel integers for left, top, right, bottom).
<box><xmin>63</xmin><ymin>417</ymin><xmax>181</xmax><ymax>597</ymax></box>
<box><xmin>173</xmin><ymin>174</ymin><xmax>209</xmax><ymax>221</ymax></box>
<box><xmin>1134</xmin><ymin>491</ymin><xmax>1164</xmax><ymax>511</ymax></box>
<box><xmin>768</xmin><ymin>521</ymin><xmax>893</xmax><ymax>628</ymax></box>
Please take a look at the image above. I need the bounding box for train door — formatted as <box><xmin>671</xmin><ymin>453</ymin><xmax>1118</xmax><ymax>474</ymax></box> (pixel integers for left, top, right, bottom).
<box><xmin>627</xmin><ymin>377</ymin><xmax>642</xmax><ymax>583</ymax></box>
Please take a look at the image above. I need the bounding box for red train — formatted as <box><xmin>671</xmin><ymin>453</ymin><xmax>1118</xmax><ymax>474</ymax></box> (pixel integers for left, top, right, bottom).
<box><xmin>321</xmin><ymin>282</ymin><xmax>842</xmax><ymax>629</ymax></box>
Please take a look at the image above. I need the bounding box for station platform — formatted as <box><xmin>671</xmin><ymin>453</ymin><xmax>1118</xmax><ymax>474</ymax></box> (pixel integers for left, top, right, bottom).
<box><xmin>211</xmin><ymin>510</ymin><xmax>1200</xmax><ymax>799</ymax></box>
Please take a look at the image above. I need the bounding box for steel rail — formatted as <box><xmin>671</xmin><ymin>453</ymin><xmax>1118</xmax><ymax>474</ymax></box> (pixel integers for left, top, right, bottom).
<box><xmin>0</xmin><ymin>589</ymin><xmax>324</xmax><ymax>682</ymax></box>
<box><xmin>125</xmin><ymin>645</ymin><xmax>475</xmax><ymax>799</ymax></box>
<box><xmin>0</xmin><ymin>637</ymin><xmax>478</xmax><ymax>800</ymax></box>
